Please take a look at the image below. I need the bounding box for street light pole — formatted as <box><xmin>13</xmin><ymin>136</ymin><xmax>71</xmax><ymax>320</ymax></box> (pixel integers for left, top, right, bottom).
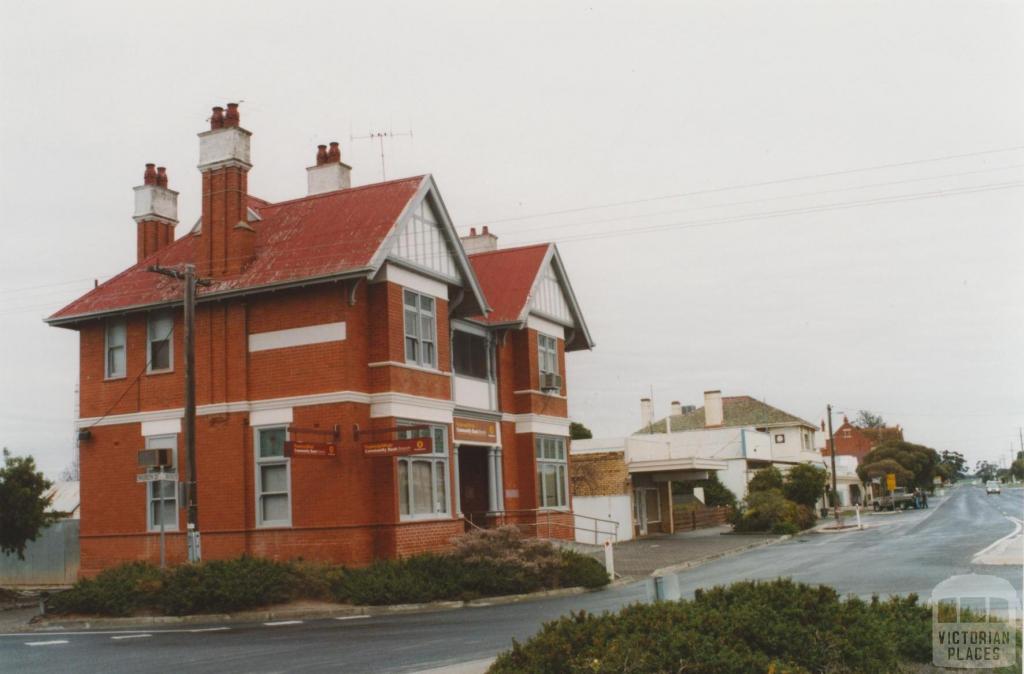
<box><xmin>827</xmin><ymin>404</ymin><xmax>843</xmax><ymax>527</ymax></box>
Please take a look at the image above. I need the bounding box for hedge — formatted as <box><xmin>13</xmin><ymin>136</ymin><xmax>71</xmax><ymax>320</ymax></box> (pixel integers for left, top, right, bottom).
<box><xmin>489</xmin><ymin>579</ymin><xmax>935</xmax><ymax>674</ymax></box>
<box><xmin>47</xmin><ymin>529</ymin><xmax>609</xmax><ymax>617</ymax></box>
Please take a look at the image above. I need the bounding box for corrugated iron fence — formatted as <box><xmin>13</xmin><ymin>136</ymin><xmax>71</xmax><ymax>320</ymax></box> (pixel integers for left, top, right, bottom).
<box><xmin>0</xmin><ymin>520</ymin><xmax>79</xmax><ymax>587</ymax></box>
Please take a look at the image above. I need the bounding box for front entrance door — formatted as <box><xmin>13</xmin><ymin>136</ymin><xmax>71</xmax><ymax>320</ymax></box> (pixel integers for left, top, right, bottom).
<box><xmin>633</xmin><ymin>487</ymin><xmax>661</xmax><ymax>537</ymax></box>
<box><xmin>458</xmin><ymin>446</ymin><xmax>490</xmax><ymax>526</ymax></box>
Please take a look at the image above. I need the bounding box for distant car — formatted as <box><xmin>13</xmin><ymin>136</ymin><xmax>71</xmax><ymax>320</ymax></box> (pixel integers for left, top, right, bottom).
<box><xmin>985</xmin><ymin>481</ymin><xmax>1001</xmax><ymax>495</ymax></box>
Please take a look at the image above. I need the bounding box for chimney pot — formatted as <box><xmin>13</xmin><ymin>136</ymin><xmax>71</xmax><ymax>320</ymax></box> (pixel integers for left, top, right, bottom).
<box><xmin>327</xmin><ymin>141</ymin><xmax>341</xmax><ymax>163</ymax></box>
<box><xmin>156</xmin><ymin>166</ymin><xmax>168</xmax><ymax>188</ymax></box>
<box><xmin>143</xmin><ymin>163</ymin><xmax>157</xmax><ymax>186</ymax></box>
<box><xmin>316</xmin><ymin>145</ymin><xmax>328</xmax><ymax>166</ymax></box>
<box><xmin>224</xmin><ymin>103</ymin><xmax>240</xmax><ymax>128</ymax></box>
<box><xmin>482</xmin><ymin>225</ymin><xmax>489</xmax><ymax>235</ymax></box>
<box><xmin>210</xmin><ymin>106</ymin><xmax>224</xmax><ymax>130</ymax></box>
<box><xmin>671</xmin><ymin>400</ymin><xmax>682</xmax><ymax>416</ymax></box>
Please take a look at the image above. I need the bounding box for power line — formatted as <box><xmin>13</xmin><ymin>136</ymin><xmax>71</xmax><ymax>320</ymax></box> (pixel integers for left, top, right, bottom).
<box><xmin>464</xmin><ymin>143</ymin><xmax>1024</xmax><ymax>227</ymax></box>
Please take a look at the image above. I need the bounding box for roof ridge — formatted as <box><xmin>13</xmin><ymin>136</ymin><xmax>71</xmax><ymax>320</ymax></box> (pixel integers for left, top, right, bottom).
<box><xmin>468</xmin><ymin>242</ymin><xmax>550</xmax><ymax>258</ymax></box>
<box><xmin>259</xmin><ymin>175</ymin><xmax>426</xmax><ymax>210</ymax></box>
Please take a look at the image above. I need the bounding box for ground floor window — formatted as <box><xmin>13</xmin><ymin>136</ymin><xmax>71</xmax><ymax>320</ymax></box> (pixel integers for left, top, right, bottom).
<box><xmin>145</xmin><ymin>434</ymin><xmax>178</xmax><ymax>531</ymax></box>
<box><xmin>535</xmin><ymin>435</ymin><xmax>568</xmax><ymax>509</ymax></box>
<box><xmin>255</xmin><ymin>426</ymin><xmax>291</xmax><ymax>526</ymax></box>
<box><xmin>397</xmin><ymin>424</ymin><xmax>449</xmax><ymax>519</ymax></box>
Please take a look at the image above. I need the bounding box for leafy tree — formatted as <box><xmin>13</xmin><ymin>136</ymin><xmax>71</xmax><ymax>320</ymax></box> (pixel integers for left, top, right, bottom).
<box><xmin>0</xmin><ymin>449</ymin><xmax>59</xmax><ymax>559</ymax></box>
<box><xmin>1011</xmin><ymin>457</ymin><xmax>1024</xmax><ymax>481</ymax></box>
<box><xmin>854</xmin><ymin>410</ymin><xmax>885</xmax><ymax>429</ymax></box>
<box><xmin>783</xmin><ymin>464</ymin><xmax>828</xmax><ymax>508</ymax></box>
<box><xmin>693</xmin><ymin>473</ymin><xmax>737</xmax><ymax>508</ymax></box>
<box><xmin>974</xmin><ymin>460</ymin><xmax>999</xmax><ymax>483</ymax></box>
<box><xmin>747</xmin><ymin>466</ymin><xmax>784</xmax><ymax>493</ymax></box>
<box><xmin>857</xmin><ymin>441</ymin><xmax>940</xmax><ymax>491</ymax></box>
<box><xmin>938</xmin><ymin>450</ymin><xmax>966</xmax><ymax>482</ymax></box>
<box><xmin>569</xmin><ymin>422</ymin><xmax>593</xmax><ymax>440</ymax></box>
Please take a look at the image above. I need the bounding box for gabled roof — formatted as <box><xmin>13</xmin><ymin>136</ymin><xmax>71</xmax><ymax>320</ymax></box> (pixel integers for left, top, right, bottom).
<box><xmin>636</xmin><ymin>396</ymin><xmax>815</xmax><ymax>434</ymax></box>
<box><xmin>47</xmin><ymin>175</ymin><xmax>488</xmax><ymax>325</ymax></box>
<box><xmin>467</xmin><ymin>243</ymin><xmax>594</xmax><ymax>351</ymax></box>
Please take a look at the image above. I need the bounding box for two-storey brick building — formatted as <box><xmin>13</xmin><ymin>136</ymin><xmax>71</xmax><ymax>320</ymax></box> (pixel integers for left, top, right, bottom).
<box><xmin>46</xmin><ymin>104</ymin><xmax>593</xmax><ymax>576</ymax></box>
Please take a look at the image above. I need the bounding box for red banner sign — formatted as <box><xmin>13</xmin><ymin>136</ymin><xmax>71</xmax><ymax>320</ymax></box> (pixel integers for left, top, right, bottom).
<box><xmin>284</xmin><ymin>441</ymin><xmax>337</xmax><ymax>458</ymax></box>
<box><xmin>363</xmin><ymin>437</ymin><xmax>433</xmax><ymax>457</ymax></box>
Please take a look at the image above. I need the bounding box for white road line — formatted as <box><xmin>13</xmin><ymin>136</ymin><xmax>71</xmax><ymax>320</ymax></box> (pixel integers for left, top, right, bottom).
<box><xmin>263</xmin><ymin>620</ymin><xmax>304</xmax><ymax>626</ymax></box>
<box><xmin>111</xmin><ymin>634</ymin><xmax>151</xmax><ymax>640</ymax></box>
<box><xmin>25</xmin><ymin>640</ymin><xmax>69</xmax><ymax>646</ymax></box>
<box><xmin>972</xmin><ymin>516</ymin><xmax>1023</xmax><ymax>563</ymax></box>
<box><xmin>189</xmin><ymin>626</ymin><xmax>231</xmax><ymax>632</ymax></box>
<box><xmin>333</xmin><ymin>615</ymin><xmax>370</xmax><ymax>621</ymax></box>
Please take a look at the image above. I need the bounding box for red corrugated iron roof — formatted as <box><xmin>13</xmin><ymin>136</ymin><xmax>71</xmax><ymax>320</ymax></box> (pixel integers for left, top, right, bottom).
<box><xmin>467</xmin><ymin>243</ymin><xmax>550</xmax><ymax>324</ymax></box>
<box><xmin>49</xmin><ymin>176</ymin><xmax>426</xmax><ymax>323</ymax></box>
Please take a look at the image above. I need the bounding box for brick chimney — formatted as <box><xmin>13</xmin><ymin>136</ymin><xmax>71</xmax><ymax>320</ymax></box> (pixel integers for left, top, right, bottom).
<box><xmin>704</xmin><ymin>390</ymin><xmax>724</xmax><ymax>427</ymax></box>
<box><xmin>306</xmin><ymin>140</ymin><xmax>351</xmax><ymax>195</ymax></box>
<box><xmin>196</xmin><ymin>103</ymin><xmax>254</xmax><ymax>278</ymax></box>
<box><xmin>460</xmin><ymin>226</ymin><xmax>498</xmax><ymax>254</ymax></box>
<box><xmin>134</xmin><ymin>163</ymin><xmax>178</xmax><ymax>262</ymax></box>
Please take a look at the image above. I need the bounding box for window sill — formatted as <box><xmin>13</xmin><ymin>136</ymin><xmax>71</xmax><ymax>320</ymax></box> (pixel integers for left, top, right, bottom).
<box><xmin>147</xmin><ymin>527</ymin><xmax>179</xmax><ymax>533</ymax></box>
<box><xmin>256</xmin><ymin>522</ymin><xmax>293</xmax><ymax>529</ymax></box>
<box><xmin>104</xmin><ymin>374</ymin><xmax>127</xmax><ymax>382</ymax></box>
<box><xmin>146</xmin><ymin>368</ymin><xmax>175</xmax><ymax>376</ymax></box>
<box><xmin>398</xmin><ymin>514</ymin><xmax>453</xmax><ymax>523</ymax></box>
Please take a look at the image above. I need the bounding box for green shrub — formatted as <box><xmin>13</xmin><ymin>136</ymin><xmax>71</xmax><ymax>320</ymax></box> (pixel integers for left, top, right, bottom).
<box><xmin>159</xmin><ymin>556</ymin><xmax>303</xmax><ymax>615</ymax></box>
<box><xmin>558</xmin><ymin>550</ymin><xmax>610</xmax><ymax>589</ymax></box>
<box><xmin>48</xmin><ymin>562</ymin><xmax>164</xmax><ymax>617</ymax></box>
<box><xmin>489</xmin><ymin>579</ymin><xmax>931</xmax><ymax>674</ymax></box>
<box><xmin>734</xmin><ymin>489</ymin><xmax>816</xmax><ymax>533</ymax></box>
<box><xmin>747</xmin><ymin>466</ymin><xmax>784</xmax><ymax>493</ymax></box>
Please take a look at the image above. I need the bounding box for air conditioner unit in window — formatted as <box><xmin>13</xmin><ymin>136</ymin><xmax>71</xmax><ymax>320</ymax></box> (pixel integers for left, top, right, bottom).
<box><xmin>138</xmin><ymin>448</ymin><xmax>173</xmax><ymax>469</ymax></box>
<box><xmin>541</xmin><ymin>372</ymin><xmax>562</xmax><ymax>392</ymax></box>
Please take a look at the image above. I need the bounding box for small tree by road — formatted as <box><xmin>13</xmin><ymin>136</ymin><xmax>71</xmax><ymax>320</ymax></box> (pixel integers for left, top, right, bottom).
<box><xmin>748</xmin><ymin>466</ymin><xmax>784</xmax><ymax>493</ymax></box>
<box><xmin>938</xmin><ymin>450</ymin><xmax>967</xmax><ymax>482</ymax></box>
<box><xmin>973</xmin><ymin>460</ymin><xmax>999</xmax><ymax>483</ymax></box>
<box><xmin>857</xmin><ymin>441</ymin><xmax>940</xmax><ymax>491</ymax></box>
<box><xmin>0</xmin><ymin>448</ymin><xmax>60</xmax><ymax>559</ymax></box>
<box><xmin>783</xmin><ymin>464</ymin><xmax>828</xmax><ymax>508</ymax></box>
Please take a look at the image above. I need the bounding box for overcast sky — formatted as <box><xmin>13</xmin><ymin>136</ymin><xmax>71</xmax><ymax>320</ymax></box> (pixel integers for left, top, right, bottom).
<box><xmin>1</xmin><ymin>1</ymin><xmax>1022</xmax><ymax>477</ymax></box>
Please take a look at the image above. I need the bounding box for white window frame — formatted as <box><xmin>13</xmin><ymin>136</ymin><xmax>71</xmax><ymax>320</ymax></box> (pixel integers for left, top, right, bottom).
<box><xmin>397</xmin><ymin>423</ymin><xmax>450</xmax><ymax>521</ymax></box>
<box><xmin>145</xmin><ymin>434</ymin><xmax>178</xmax><ymax>532</ymax></box>
<box><xmin>403</xmin><ymin>289</ymin><xmax>437</xmax><ymax>369</ymax></box>
<box><xmin>538</xmin><ymin>333</ymin><xmax>558</xmax><ymax>377</ymax></box>
<box><xmin>254</xmin><ymin>425</ymin><xmax>292</xmax><ymax>528</ymax></box>
<box><xmin>535</xmin><ymin>435</ymin><xmax>569</xmax><ymax>510</ymax></box>
<box><xmin>105</xmin><ymin>318</ymin><xmax>127</xmax><ymax>379</ymax></box>
<box><xmin>147</xmin><ymin>310</ymin><xmax>174</xmax><ymax>373</ymax></box>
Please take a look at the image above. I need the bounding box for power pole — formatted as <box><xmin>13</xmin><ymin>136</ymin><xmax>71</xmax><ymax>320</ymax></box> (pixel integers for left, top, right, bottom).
<box><xmin>827</xmin><ymin>404</ymin><xmax>843</xmax><ymax>527</ymax></box>
<box><xmin>148</xmin><ymin>263</ymin><xmax>210</xmax><ymax>562</ymax></box>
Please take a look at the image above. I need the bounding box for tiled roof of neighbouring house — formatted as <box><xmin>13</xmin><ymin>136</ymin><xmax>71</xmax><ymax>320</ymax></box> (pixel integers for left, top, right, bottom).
<box><xmin>636</xmin><ymin>396</ymin><xmax>815</xmax><ymax>434</ymax></box>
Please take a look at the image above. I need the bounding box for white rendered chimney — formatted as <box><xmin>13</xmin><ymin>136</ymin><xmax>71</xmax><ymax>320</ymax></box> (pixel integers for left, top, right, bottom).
<box><xmin>460</xmin><ymin>226</ymin><xmax>498</xmax><ymax>254</ymax></box>
<box><xmin>640</xmin><ymin>397</ymin><xmax>653</xmax><ymax>429</ymax></box>
<box><xmin>307</xmin><ymin>142</ymin><xmax>352</xmax><ymax>195</ymax></box>
<box><xmin>670</xmin><ymin>401</ymin><xmax>682</xmax><ymax>416</ymax></box>
<box><xmin>704</xmin><ymin>390</ymin><xmax>724</xmax><ymax>427</ymax></box>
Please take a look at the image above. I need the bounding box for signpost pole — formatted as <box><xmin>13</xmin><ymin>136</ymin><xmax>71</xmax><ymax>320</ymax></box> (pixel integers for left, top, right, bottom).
<box><xmin>827</xmin><ymin>404</ymin><xmax>843</xmax><ymax>527</ymax></box>
<box><xmin>159</xmin><ymin>484</ymin><xmax>166</xmax><ymax>570</ymax></box>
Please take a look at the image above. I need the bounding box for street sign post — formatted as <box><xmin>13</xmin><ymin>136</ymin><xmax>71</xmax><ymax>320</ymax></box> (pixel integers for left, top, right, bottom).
<box><xmin>363</xmin><ymin>437</ymin><xmax>433</xmax><ymax>457</ymax></box>
<box><xmin>886</xmin><ymin>473</ymin><xmax>897</xmax><ymax>492</ymax></box>
<box><xmin>136</xmin><ymin>471</ymin><xmax>177</xmax><ymax>483</ymax></box>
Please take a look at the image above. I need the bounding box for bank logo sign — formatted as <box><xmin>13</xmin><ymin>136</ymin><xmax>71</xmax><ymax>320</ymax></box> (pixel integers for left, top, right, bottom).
<box><xmin>932</xmin><ymin>574</ymin><xmax>1019</xmax><ymax>669</ymax></box>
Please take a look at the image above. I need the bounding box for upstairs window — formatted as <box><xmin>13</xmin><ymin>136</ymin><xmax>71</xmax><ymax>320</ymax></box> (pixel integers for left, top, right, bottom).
<box><xmin>453</xmin><ymin>330</ymin><xmax>489</xmax><ymax>380</ymax></box>
<box><xmin>105</xmin><ymin>318</ymin><xmax>126</xmax><ymax>379</ymax></box>
<box><xmin>538</xmin><ymin>333</ymin><xmax>558</xmax><ymax>376</ymax></box>
<box><xmin>147</xmin><ymin>311</ymin><xmax>174</xmax><ymax>373</ymax></box>
<box><xmin>404</xmin><ymin>290</ymin><xmax>436</xmax><ymax>368</ymax></box>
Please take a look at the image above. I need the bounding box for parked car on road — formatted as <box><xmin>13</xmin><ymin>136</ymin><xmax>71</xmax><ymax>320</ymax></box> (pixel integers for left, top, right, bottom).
<box><xmin>871</xmin><ymin>488</ymin><xmax>917</xmax><ymax>511</ymax></box>
<box><xmin>985</xmin><ymin>481</ymin><xmax>1002</xmax><ymax>495</ymax></box>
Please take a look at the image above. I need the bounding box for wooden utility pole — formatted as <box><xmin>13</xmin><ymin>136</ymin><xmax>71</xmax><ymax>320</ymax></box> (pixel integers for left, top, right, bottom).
<box><xmin>827</xmin><ymin>404</ymin><xmax>843</xmax><ymax>527</ymax></box>
<box><xmin>148</xmin><ymin>263</ymin><xmax>209</xmax><ymax>561</ymax></box>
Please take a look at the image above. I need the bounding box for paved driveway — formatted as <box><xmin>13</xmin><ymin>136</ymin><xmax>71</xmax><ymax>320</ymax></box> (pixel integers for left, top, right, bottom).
<box><xmin>600</xmin><ymin>526</ymin><xmax>778</xmax><ymax>577</ymax></box>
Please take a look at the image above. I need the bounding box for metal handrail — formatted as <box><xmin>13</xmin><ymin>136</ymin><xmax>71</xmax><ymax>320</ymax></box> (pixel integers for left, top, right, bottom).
<box><xmin>463</xmin><ymin>508</ymin><xmax>619</xmax><ymax>543</ymax></box>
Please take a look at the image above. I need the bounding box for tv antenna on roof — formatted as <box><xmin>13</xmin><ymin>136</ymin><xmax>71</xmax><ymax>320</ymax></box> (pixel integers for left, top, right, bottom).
<box><xmin>350</xmin><ymin>127</ymin><xmax>413</xmax><ymax>181</ymax></box>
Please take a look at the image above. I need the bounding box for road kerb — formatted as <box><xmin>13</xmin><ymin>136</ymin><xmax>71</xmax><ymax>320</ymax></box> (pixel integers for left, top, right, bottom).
<box><xmin>26</xmin><ymin>586</ymin><xmax>596</xmax><ymax>632</ymax></box>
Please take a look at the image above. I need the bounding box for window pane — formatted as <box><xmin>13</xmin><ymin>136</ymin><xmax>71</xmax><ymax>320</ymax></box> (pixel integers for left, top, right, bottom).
<box><xmin>405</xmin><ymin>309</ymin><xmax>419</xmax><ymax>337</ymax></box>
<box><xmin>420</xmin><ymin>296</ymin><xmax>434</xmax><ymax>314</ymax></box>
<box><xmin>154</xmin><ymin>480</ymin><xmax>176</xmax><ymax>498</ymax></box>
<box><xmin>261</xmin><ymin>464</ymin><xmax>288</xmax><ymax>492</ymax></box>
<box><xmin>108</xmin><ymin>345</ymin><xmax>125</xmax><ymax>377</ymax></box>
<box><xmin>262</xmin><ymin>494</ymin><xmax>289</xmax><ymax>522</ymax></box>
<box><xmin>423</xmin><ymin>341</ymin><xmax>435</xmax><ymax>367</ymax></box>
<box><xmin>421</xmin><ymin>316</ymin><xmax>435</xmax><ymax>343</ymax></box>
<box><xmin>108</xmin><ymin>320</ymin><xmax>126</xmax><ymax>346</ymax></box>
<box><xmin>152</xmin><ymin>499</ymin><xmax>176</xmax><ymax>527</ymax></box>
<box><xmin>542</xmin><ymin>466</ymin><xmax>559</xmax><ymax>507</ymax></box>
<box><xmin>535</xmin><ymin>439</ymin><xmax>543</xmax><ymax>459</ymax></box>
<box><xmin>404</xmin><ymin>290</ymin><xmax>417</xmax><ymax>308</ymax></box>
<box><xmin>398</xmin><ymin>461</ymin><xmax>410</xmax><ymax>515</ymax></box>
<box><xmin>557</xmin><ymin>465</ymin><xmax>567</xmax><ymax>506</ymax></box>
<box><xmin>433</xmin><ymin>462</ymin><xmax>447</xmax><ymax>513</ymax></box>
<box><xmin>259</xmin><ymin>428</ymin><xmax>286</xmax><ymax>458</ymax></box>
<box><xmin>150</xmin><ymin>339</ymin><xmax>170</xmax><ymax>370</ymax></box>
<box><xmin>412</xmin><ymin>461</ymin><xmax>432</xmax><ymax>513</ymax></box>
<box><xmin>432</xmin><ymin>427</ymin><xmax>446</xmax><ymax>454</ymax></box>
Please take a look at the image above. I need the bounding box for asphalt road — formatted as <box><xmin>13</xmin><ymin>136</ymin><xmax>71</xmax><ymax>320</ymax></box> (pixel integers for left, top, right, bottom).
<box><xmin>1</xmin><ymin>485</ymin><xmax>1020</xmax><ymax>674</ymax></box>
